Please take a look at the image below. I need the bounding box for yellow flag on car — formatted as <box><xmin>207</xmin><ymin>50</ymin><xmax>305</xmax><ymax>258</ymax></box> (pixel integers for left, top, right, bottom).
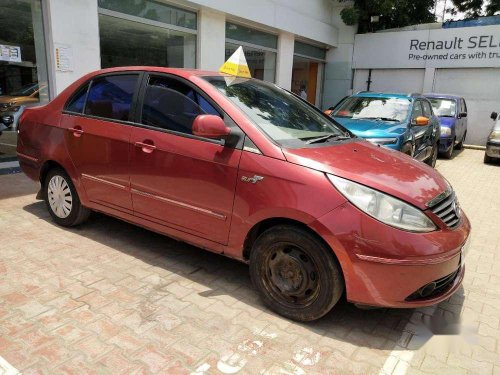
<box><xmin>219</xmin><ymin>46</ymin><xmax>251</xmax><ymax>78</ymax></box>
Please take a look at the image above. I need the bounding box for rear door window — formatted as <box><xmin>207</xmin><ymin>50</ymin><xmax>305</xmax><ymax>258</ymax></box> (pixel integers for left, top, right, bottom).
<box><xmin>84</xmin><ymin>74</ymin><xmax>139</xmax><ymax>121</ymax></box>
<box><xmin>140</xmin><ymin>75</ymin><xmax>220</xmax><ymax>135</ymax></box>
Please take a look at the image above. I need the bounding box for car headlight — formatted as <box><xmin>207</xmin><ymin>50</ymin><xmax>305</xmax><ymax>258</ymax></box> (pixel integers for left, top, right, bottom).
<box><xmin>365</xmin><ymin>138</ymin><xmax>397</xmax><ymax>145</ymax></box>
<box><xmin>488</xmin><ymin>130</ymin><xmax>500</xmax><ymax>141</ymax></box>
<box><xmin>440</xmin><ymin>127</ymin><xmax>452</xmax><ymax>136</ymax></box>
<box><xmin>328</xmin><ymin>175</ymin><xmax>437</xmax><ymax>232</ymax></box>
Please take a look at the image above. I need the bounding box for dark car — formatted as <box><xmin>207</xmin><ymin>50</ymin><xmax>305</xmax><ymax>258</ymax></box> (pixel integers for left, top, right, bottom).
<box><xmin>425</xmin><ymin>94</ymin><xmax>468</xmax><ymax>159</ymax></box>
<box><xmin>328</xmin><ymin>92</ymin><xmax>440</xmax><ymax>167</ymax></box>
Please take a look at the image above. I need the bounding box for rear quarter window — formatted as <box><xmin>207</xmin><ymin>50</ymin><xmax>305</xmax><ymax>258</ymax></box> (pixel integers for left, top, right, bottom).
<box><xmin>65</xmin><ymin>83</ymin><xmax>90</xmax><ymax>113</ymax></box>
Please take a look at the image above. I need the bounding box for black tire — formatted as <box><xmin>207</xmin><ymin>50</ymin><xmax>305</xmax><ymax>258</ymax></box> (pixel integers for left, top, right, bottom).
<box><xmin>249</xmin><ymin>225</ymin><xmax>344</xmax><ymax>322</ymax></box>
<box><xmin>401</xmin><ymin>142</ymin><xmax>413</xmax><ymax>156</ymax></box>
<box><xmin>44</xmin><ymin>168</ymin><xmax>90</xmax><ymax>227</ymax></box>
<box><xmin>456</xmin><ymin>132</ymin><xmax>466</xmax><ymax>150</ymax></box>
<box><xmin>484</xmin><ymin>153</ymin><xmax>493</xmax><ymax>164</ymax></box>
<box><xmin>425</xmin><ymin>143</ymin><xmax>438</xmax><ymax>168</ymax></box>
<box><xmin>441</xmin><ymin>138</ymin><xmax>455</xmax><ymax>159</ymax></box>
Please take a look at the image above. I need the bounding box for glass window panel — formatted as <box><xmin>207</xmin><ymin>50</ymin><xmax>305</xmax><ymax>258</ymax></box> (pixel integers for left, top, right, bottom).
<box><xmin>226</xmin><ymin>22</ymin><xmax>277</xmax><ymax>49</ymax></box>
<box><xmin>225</xmin><ymin>43</ymin><xmax>276</xmax><ymax>83</ymax></box>
<box><xmin>141</xmin><ymin>76</ymin><xmax>219</xmax><ymax>134</ymax></box>
<box><xmin>294</xmin><ymin>41</ymin><xmax>326</xmax><ymax>60</ymax></box>
<box><xmin>0</xmin><ymin>0</ymin><xmax>49</xmax><ymax>163</ymax></box>
<box><xmin>85</xmin><ymin>75</ymin><xmax>138</xmax><ymax>121</ymax></box>
<box><xmin>99</xmin><ymin>14</ymin><xmax>196</xmax><ymax>68</ymax></box>
<box><xmin>98</xmin><ymin>0</ymin><xmax>197</xmax><ymax>30</ymax></box>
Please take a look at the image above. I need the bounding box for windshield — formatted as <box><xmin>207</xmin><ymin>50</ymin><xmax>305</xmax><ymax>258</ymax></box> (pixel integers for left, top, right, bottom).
<box><xmin>334</xmin><ymin>96</ymin><xmax>410</xmax><ymax>122</ymax></box>
<box><xmin>428</xmin><ymin>98</ymin><xmax>457</xmax><ymax>117</ymax></box>
<box><xmin>7</xmin><ymin>83</ymin><xmax>38</xmax><ymax>97</ymax></box>
<box><xmin>203</xmin><ymin>76</ymin><xmax>350</xmax><ymax>147</ymax></box>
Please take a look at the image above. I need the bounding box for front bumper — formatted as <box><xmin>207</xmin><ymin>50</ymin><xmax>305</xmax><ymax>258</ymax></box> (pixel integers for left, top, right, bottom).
<box><xmin>310</xmin><ymin>201</ymin><xmax>470</xmax><ymax>308</ymax></box>
<box><xmin>486</xmin><ymin>141</ymin><xmax>500</xmax><ymax>159</ymax></box>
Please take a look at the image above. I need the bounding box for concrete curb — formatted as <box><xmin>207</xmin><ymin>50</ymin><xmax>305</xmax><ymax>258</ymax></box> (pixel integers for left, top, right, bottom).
<box><xmin>463</xmin><ymin>144</ymin><xmax>486</xmax><ymax>150</ymax></box>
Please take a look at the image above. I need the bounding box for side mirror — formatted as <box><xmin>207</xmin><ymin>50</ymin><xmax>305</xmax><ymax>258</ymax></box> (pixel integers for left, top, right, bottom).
<box><xmin>192</xmin><ymin>114</ymin><xmax>231</xmax><ymax>139</ymax></box>
<box><xmin>491</xmin><ymin>112</ymin><xmax>498</xmax><ymax>120</ymax></box>
<box><xmin>458</xmin><ymin>112</ymin><xmax>467</xmax><ymax>118</ymax></box>
<box><xmin>414</xmin><ymin>116</ymin><xmax>429</xmax><ymax>126</ymax></box>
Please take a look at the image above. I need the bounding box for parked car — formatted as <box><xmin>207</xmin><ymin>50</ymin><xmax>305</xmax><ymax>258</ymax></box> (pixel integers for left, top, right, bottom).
<box><xmin>328</xmin><ymin>92</ymin><xmax>440</xmax><ymax>167</ymax></box>
<box><xmin>17</xmin><ymin>67</ymin><xmax>470</xmax><ymax>321</ymax></box>
<box><xmin>485</xmin><ymin>111</ymin><xmax>500</xmax><ymax>163</ymax></box>
<box><xmin>0</xmin><ymin>82</ymin><xmax>42</xmax><ymax>110</ymax></box>
<box><xmin>425</xmin><ymin>94</ymin><xmax>468</xmax><ymax>159</ymax></box>
<box><xmin>0</xmin><ymin>105</ymin><xmax>26</xmax><ymax>135</ymax></box>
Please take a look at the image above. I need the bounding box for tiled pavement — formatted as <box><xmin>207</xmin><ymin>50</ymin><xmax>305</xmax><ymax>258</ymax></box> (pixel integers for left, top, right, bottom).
<box><xmin>0</xmin><ymin>149</ymin><xmax>499</xmax><ymax>374</ymax></box>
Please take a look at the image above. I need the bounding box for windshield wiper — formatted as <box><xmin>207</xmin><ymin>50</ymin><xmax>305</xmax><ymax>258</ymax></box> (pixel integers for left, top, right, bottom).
<box><xmin>358</xmin><ymin>117</ymin><xmax>400</xmax><ymax>122</ymax></box>
<box><xmin>306</xmin><ymin>134</ymin><xmax>351</xmax><ymax>144</ymax></box>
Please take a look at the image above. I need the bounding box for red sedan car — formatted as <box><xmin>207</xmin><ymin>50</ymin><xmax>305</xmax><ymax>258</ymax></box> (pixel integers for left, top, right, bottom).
<box><xmin>17</xmin><ymin>67</ymin><xmax>470</xmax><ymax>321</ymax></box>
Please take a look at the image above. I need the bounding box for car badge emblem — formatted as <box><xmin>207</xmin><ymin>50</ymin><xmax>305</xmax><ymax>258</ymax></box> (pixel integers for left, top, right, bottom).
<box><xmin>241</xmin><ymin>175</ymin><xmax>264</xmax><ymax>184</ymax></box>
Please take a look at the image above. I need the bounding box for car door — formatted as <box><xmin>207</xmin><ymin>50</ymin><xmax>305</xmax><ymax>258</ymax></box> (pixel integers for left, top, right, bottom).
<box><xmin>129</xmin><ymin>73</ymin><xmax>243</xmax><ymax>244</ymax></box>
<box><xmin>61</xmin><ymin>73</ymin><xmax>141</xmax><ymax>213</ymax></box>
<box><xmin>410</xmin><ymin>100</ymin><xmax>430</xmax><ymax>160</ymax></box>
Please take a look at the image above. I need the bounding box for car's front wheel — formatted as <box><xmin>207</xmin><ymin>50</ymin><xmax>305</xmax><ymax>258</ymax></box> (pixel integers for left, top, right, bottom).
<box><xmin>441</xmin><ymin>137</ymin><xmax>455</xmax><ymax>159</ymax></box>
<box><xmin>484</xmin><ymin>153</ymin><xmax>494</xmax><ymax>164</ymax></box>
<box><xmin>250</xmin><ymin>225</ymin><xmax>344</xmax><ymax>322</ymax></box>
<box><xmin>425</xmin><ymin>144</ymin><xmax>438</xmax><ymax>168</ymax></box>
<box><xmin>44</xmin><ymin>168</ymin><xmax>90</xmax><ymax>227</ymax></box>
<box><xmin>456</xmin><ymin>131</ymin><xmax>466</xmax><ymax>150</ymax></box>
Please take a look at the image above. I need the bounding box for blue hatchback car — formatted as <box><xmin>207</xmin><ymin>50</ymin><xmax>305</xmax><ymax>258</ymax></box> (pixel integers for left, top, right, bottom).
<box><xmin>425</xmin><ymin>94</ymin><xmax>468</xmax><ymax>159</ymax></box>
<box><xmin>329</xmin><ymin>92</ymin><xmax>440</xmax><ymax>167</ymax></box>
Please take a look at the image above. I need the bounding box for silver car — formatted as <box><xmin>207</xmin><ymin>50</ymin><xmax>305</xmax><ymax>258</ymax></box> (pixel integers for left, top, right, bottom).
<box><xmin>485</xmin><ymin>111</ymin><xmax>500</xmax><ymax>163</ymax></box>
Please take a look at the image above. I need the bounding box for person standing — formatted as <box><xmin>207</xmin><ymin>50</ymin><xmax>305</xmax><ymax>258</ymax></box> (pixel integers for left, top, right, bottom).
<box><xmin>299</xmin><ymin>85</ymin><xmax>308</xmax><ymax>101</ymax></box>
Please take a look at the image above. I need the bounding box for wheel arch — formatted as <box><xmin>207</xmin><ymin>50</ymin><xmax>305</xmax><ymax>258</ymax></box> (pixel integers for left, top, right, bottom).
<box><xmin>242</xmin><ymin>217</ymin><xmax>346</xmax><ymax>287</ymax></box>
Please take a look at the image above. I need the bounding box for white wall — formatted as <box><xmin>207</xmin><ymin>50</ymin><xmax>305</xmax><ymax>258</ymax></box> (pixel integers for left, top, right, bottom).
<box><xmin>44</xmin><ymin>0</ymin><xmax>101</xmax><ymax>95</ymax></box>
<box><xmin>197</xmin><ymin>8</ymin><xmax>226</xmax><ymax>71</ymax></box>
<box><xmin>186</xmin><ymin>0</ymin><xmax>338</xmax><ymax>46</ymax></box>
<box><xmin>322</xmin><ymin>1</ymin><xmax>357</xmax><ymax>110</ymax></box>
<box><xmin>353</xmin><ymin>69</ymin><xmax>425</xmax><ymax>93</ymax></box>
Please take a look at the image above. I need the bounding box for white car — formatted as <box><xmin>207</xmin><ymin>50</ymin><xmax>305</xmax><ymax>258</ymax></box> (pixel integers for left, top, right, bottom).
<box><xmin>485</xmin><ymin>111</ymin><xmax>500</xmax><ymax>163</ymax></box>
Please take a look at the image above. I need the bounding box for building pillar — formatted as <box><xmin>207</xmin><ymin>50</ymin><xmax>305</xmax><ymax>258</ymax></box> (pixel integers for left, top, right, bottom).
<box><xmin>276</xmin><ymin>32</ymin><xmax>294</xmax><ymax>90</ymax></box>
<box><xmin>43</xmin><ymin>0</ymin><xmax>101</xmax><ymax>95</ymax></box>
<box><xmin>423</xmin><ymin>67</ymin><xmax>436</xmax><ymax>93</ymax></box>
<box><xmin>197</xmin><ymin>8</ymin><xmax>225</xmax><ymax>71</ymax></box>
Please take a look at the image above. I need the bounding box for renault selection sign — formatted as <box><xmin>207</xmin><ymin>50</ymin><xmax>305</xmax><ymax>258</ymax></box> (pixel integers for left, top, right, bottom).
<box><xmin>353</xmin><ymin>25</ymin><xmax>500</xmax><ymax>68</ymax></box>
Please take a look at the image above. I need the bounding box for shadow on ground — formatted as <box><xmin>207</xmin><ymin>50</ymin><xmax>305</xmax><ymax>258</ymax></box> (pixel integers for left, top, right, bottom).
<box><xmin>23</xmin><ymin>201</ymin><xmax>465</xmax><ymax>351</ymax></box>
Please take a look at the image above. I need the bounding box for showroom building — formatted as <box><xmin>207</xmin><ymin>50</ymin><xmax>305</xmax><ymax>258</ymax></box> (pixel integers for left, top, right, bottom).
<box><xmin>0</xmin><ymin>0</ymin><xmax>355</xmax><ymax>163</ymax></box>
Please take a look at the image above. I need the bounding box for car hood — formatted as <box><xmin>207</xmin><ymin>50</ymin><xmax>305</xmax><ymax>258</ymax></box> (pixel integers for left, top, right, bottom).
<box><xmin>437</xmin><ymin>117</ymin><xmax>456</xmax><ymax>127</ymax></box>
<box><xmin>283</xmin><ymin>140</ymin><xmax>448</xmax><ymax>210</ymax></box>
<box><xmin>334</xmin><ymin>117</ymin><xmax>407</xmax><ymax>138</ymax></box>
<box><xmin>0</xmin><ymin>96</ymin><xmax>35</xmax><ymax>105</ymax></box>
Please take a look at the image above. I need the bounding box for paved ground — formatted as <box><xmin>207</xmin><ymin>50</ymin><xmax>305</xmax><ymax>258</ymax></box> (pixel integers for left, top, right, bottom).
<box><xmin>0</xmin><ymin>149</ymin><xmax>499</xmax><ymax>374</ymax></box>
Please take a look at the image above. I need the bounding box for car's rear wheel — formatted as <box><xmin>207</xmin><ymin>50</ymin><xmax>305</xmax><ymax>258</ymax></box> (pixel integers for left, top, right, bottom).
<box><xmin>456</xmin><ymin>131</ymin><xmax>466</xmax><ymax>150</ymax></box>
<box><xmin>249</xmin><ymin>225</ymin><xmax>344</xmax><ymax>322</ymax></box>
<box><xmin>441</xmin><ymin>137</ymin><xmax>455</xmax><ymax>159</ymax></box>
<box><xmin>426</xmin><ymin>143</ymin><xmax>438</xmax><ymax>168</ymax></box>
<box><xmin>44</xmin><ymin>168</ymin><xmax>90</xmax><ymax>227</ymax></box>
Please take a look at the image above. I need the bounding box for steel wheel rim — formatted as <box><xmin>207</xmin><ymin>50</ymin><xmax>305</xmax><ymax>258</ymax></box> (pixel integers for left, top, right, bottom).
<box><xmin>47</xmin><ymin>175</ymin><xmax>73</xmax><ymax>218</ymax></box>
<box><xmin>262</xmin><ymin>243</ymin><xmax>320</xmax><ymax>308</ymax></box>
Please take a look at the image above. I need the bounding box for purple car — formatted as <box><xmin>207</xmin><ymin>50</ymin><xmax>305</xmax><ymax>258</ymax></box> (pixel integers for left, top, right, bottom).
<box><xmin>424</xmin><ymin>94</ymin><xmax>468</xmax><ymax>159</ymax></box>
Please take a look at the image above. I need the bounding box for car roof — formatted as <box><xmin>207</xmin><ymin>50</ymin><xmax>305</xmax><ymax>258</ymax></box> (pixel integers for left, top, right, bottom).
<box><xmin>424</xmin><ymin>93</ymin><xmax>462</xmax><ymax>100</ymax></box>
<box><xmin>352</xmin><ymin>92</ymin><xmax>418</xmax><ymax>100</ymax></box>
<box><xmin>91</xmin><ymin>66</ymin><xmax>224</xmax><ymax>79</ymax></box>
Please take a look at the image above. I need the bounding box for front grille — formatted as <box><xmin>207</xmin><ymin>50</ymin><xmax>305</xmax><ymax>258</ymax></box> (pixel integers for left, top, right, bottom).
<box><xmin>406</xmin><ymin>267</ymin><xmax>460</xmax><ymax>301</ymax></box>
<box><xmin>428</xmin><ymin>191</ymin><xmax>461</xmax><ymax>228</ymax></box>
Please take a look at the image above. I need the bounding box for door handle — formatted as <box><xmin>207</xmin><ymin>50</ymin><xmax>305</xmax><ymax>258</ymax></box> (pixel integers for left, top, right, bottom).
<box><xmin>68</xmin><ymin>127</ymin><xmax>84</xmax><ymax>137</ymax></box>
<box><xmin>134</xmin><ymin>141</ymin><xmax>156</xmax><ymax>154</ymax></box>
